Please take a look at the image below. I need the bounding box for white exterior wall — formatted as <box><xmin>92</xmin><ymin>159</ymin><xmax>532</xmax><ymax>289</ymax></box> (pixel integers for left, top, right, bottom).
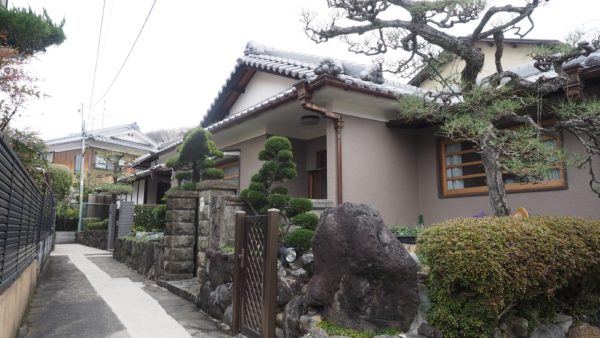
<box><xmin>228</xmin><ymin>72</ymin><xmax>296</xmax><ymax>116</ymax></box>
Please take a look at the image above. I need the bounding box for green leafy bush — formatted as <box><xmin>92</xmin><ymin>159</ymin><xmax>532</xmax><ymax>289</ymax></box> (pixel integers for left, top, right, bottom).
<box><xmin>288</xmin><ymin>197</ymin><xmax>312</xmax><ymax>217</ymax></box>
<box><xmin>291</xmin><ymin>212</ymin><xmax>319</xmax><ymax>230</ymax></box>
<box><xmin>285</xmin><ymin>228</ymin><xmax>315</xmax><ymax>253</ymax></box>
<box><xmin>86</xmin><ymin>219</ymin><xmax>109</xmax><ymax>230</ymax></box>
<box><xmin>174</xmin><ymin>171</ymin><xmax>192</xmax><ymax>181</ymax></box>
<box><xmin>202</xmin><ymin>167</ymin><xmax>225</xmax><ymax>180</ymax></box>
<box><xmin>82</xmin><ymin>217</ymin><xmax>101</xmax><ymax>227</ymax></box>
<box><xmin>318</xmin><ymin>320</ymin><xmax>400</xmax><ymax>338</ymax></box>
<box><xmin>418</xmin><ymin>216</ymin><xmax>600</xmax><ymax>338</ymax></box>
<box><xmin>390</xmin><ymin>226</ymin><xmax>422</xmax><ymax>237</ymax></box>
<box><xmin>133</xmin><ymin>204</ymin><xmax>167</xmax><ymax>232</ymax></box>
<box><xmin>47</xmin><ymin>164</ymin><xmax>73</xmax><ymax>202</ymax></box>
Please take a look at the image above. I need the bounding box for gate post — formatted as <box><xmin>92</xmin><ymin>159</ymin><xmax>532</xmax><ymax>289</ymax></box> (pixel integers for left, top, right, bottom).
<box><xmin>232</xmin><ymin>210</ymin><xmax>246</xmax><ymax>335</ymax></box>
<box><xmin>262</xmin><ymin>209</ymin><xmax>280</xmax><ymax>338</ymax></box>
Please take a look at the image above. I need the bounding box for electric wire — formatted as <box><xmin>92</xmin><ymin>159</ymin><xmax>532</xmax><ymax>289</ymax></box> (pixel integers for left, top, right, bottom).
<box><xmin>88</xmin><ymin>0</ymin><xmax>107</xmax><ymax>126</ymax></box>
<box><xmin>93</xmin><ymin>0</ymin><xmax>157</xmax><ymax>107</ymax></box>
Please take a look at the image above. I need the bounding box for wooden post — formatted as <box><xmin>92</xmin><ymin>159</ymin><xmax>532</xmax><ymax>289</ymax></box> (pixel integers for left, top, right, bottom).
<box><xmin>232</xmin><ymin>210</ymin><xmax>246</xmax><ymax>335</ymax></box>
<box><xmin>262</xmin><ymin>209</ymin><xmax>280</xmax><ymax>338</ymax></box>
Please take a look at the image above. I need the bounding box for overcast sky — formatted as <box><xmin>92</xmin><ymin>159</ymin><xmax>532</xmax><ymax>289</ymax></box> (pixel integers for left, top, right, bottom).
<box><xmin>9</xmin><ymin>0</ymin><xmax>600</xmax><ymax>140</ymax></box>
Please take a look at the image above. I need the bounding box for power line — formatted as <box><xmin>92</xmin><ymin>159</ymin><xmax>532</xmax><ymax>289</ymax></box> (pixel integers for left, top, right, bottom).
<box><xmin>88</xmin><ymin>0</ymin><xmax>107</xmax><ymax>125</ymax></box>
<box><xmin>93</xmin><ymin>0</ymin><xmax>158</xmax><ymax>107</ymax></box>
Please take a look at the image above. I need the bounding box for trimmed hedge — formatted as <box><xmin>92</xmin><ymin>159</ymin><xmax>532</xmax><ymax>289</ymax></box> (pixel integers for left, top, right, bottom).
<box><xmin>418</xmin><ymin>216</ymin><xmax>600</xmax><ymax>338</ymax></box>
<box><xmin>87</xmin><ymin>219</ymin><xmax>109</xmax><ymax>230</ymax></box>
<box><xmin>133</xmin><ymin>204</ymin><xmax>167</xmax><ymax>232</ymax></box>
<box><xmin>285</xmin><ymin>228</ymin><xmax>315</xmax><ymax>253</ymax></box>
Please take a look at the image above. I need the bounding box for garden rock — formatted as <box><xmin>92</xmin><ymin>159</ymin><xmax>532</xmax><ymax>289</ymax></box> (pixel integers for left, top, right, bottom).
<box><xmin>567</xmin><ymin>323</ymin><xmax>600</xmax><ymax>338</ymax></box>
<box><xmin>417</xmin><ymin>323</ymin><xmax>443</xmax><ymax>338</ymax></box>
<box><xmin>554</xmin><ymin>314</ymin><xmax>574</xmax><ymax>334</ymax></box>
<box><xmin>301</xmin><ymin>253</ymin><xmax>315</xmax><ymax>275</ymax></box>
<box><xmin>278</xmin><ymin>274</ymin><xmax>303</xmax><ymax>306</ymax></box>
<box><xmin>284</xmin><ymin>296</ymin><xmax>308</xmax><ymax>338</ymax></box>
<box><xmin>206</xmin><ymin>250</ymin><xmax>234</xmax><ymax>286</ymax></box>
<box><xmin>511</xmin><ymin>316</ymin><xmax>529</xmax><ymax>338</ymax></box>
<box><xmin>530</xmin><ymin>324</ymin><xmax>565</xmax><ymax>338</ymax></box>
<box><xmin>223</xmin><ymin>305</ymin><xmax>233</xmax><ymax>326</ymax></box>
<box><xmin>306</xmin><ymin>203</ymin><xmax>419</xmax><ymax>331</ymax></box>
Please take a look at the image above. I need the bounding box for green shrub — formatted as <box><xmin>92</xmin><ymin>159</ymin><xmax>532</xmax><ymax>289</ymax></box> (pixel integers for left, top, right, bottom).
<box><xmin>285</xmin><ymin>228</ymin><xmax>315</xmax><ymax>253</ymax></box>
<box><xmin>288</xmin><ymin>197</ymin><xmax>312</xmax><ymax>217</ymax></box>
<box><xmin>202</xmin><ymin>167</ymin><xmax>225</xmax><ymax>180</ymax></box>
<box><xmin>291</xmin><ymin>212</ymin><xmax>319</xmax><ymax>230</ymax></box>
<box><xmin>86</xmin><ymin>219</ymin><xmax>109</xmax><ymax>230</ymax></box>
<box><xmin>133</xmin><ymin>204</ymin><xmax>167</xmax><ymax>232</ymax></box>
<box><xmin>390</xmin><ymin>226</ymin><xmax>422</xmax><ymax>237</ymax></box>
<box><xmin>174</xmin><ymin>171</ymin><xmax>192</xmax><ymax>181</ymax></box>
<box><xmin>418</xmin><ymin>216</ymin><xmax>600</xmax><ymax>338</ymax></box>
<box><xmin>82</xmin><ymin>217</ymin><xmax>101</xmax><ymax>227</ymax></box>
<box><xmin>318</xmin><ymin>320</ymin><xmax>400</xmax><ymax>338</ymax></box>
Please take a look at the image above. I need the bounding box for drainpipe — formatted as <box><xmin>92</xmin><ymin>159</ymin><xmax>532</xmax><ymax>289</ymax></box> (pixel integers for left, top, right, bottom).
<box><xmin>295</xmin><ymin>82</ymin><xmax>343</xmax><ymax>204</ymax></box>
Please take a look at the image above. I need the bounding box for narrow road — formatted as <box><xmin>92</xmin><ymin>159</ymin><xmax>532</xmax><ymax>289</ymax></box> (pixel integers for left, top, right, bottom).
<box><xmin>20</xmin><ymin>244</ymin><xmax>231</xmax><ymax>338</ymax></box>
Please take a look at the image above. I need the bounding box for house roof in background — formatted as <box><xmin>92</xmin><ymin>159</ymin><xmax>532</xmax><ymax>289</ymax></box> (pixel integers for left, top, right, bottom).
<box><xmin>131</xmin><ymin>137</ymin><xmax>184</xmax><ymax>168</ymax></box>
<box><xmin>407</xmin><ymin>37</ymin><xmax>561</xmax><ymax>87</ymax></box>
<box><xmin>201</xmin><ymin>41</ymin><xmax>426</xmax><ymax>127</ymax></box>
<box><xmin>45</xmin><ymin>122</ymin><xmax>159</xmax><ymax>153</ymax></box>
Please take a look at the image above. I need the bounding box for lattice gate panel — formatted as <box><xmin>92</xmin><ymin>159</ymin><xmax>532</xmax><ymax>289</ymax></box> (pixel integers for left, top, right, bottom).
<box><xmin>232</xmin><ymin>210</ymin><xmax>279</xmax><ymax>338</ymax></box>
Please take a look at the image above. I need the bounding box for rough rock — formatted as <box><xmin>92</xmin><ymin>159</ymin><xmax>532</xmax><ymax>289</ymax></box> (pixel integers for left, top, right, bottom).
<box><xmin>278</xmin><ymin>274</ymin><xmax>303</xmax><ymax>306</ymax></box>
<box><xmin>417</xmin><ymin>323</ymin><xmax>443</xmax><ymax>338</ymax></box>
<box><xmin>554</xmin><ymin>314</ymin><xmax>574</xmax><ymax>334</ymax></box>
<box><xmin>567</xmin><ymin>323</ymin><xmax>600</xmax><ymax>338</ymax></box>
<box><xmin>284</xmin><ymin>296</ymin><xmax>308</xmax><ymax>338</ymax></box>
<box><xmin>206</xmin><ymin>250</ymin><xmax>234</xmax><ymax>286</ymax></box>
<box><xmin>306</xmin><ymin>203</ymin><xmax>419</xmax><ymax>331</ymax></box>
<box><xmin>223</xmin><ymin>305</ymin><xmax>233</xmax><ymax>326</ymax></box>
<box><xmin>511</xmin><ymin>316</ymin><xmax>529</xmax><ymax>338</ymax></box>
<box><xmin>530</xmin><ymin>324</ymin><xmax>566</xmax><ymax>338</ymax></box>
<box><xmin>301</xmin><ymin>253</ymin><xmax>315</xmax><ymax>275</ymax></box>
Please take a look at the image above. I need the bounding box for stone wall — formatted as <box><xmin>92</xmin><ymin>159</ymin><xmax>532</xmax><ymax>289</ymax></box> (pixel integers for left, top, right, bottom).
<box><xmin>163</xmin><ymin>190</ymin><xmax>197</xmax><ymax>280</ymax></box>
<box><xmin>113</xmin><ymin>237</ymin><xmax>164</xmax><ymax>280</ymax></box>
<box><xmin>76</xmin><ymin>230</ymin><xmax>108</xmax><ymax>250</ymax></box>
<box><xmin>196</xmin><ymin>180</ymin><xmax>240</xmax><ymax>284</ymax></box>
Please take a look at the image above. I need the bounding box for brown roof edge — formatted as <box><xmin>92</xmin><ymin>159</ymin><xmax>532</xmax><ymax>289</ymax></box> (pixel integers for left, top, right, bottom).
<box><xmin>307</xmin><ymin>74</ymin><xmax>400</xmax><ymax>99</ymax></box>
<box><xmin>206</xmin><ymin>91</ymin><xmax>299</xmax><ymax>134</ymax></box>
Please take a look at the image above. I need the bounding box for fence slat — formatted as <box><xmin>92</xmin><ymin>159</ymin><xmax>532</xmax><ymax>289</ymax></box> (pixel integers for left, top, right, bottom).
<box><xmin>0</xmin><ymin>134</ymin><xmax>55</xmax><ymax>292</ymax></box>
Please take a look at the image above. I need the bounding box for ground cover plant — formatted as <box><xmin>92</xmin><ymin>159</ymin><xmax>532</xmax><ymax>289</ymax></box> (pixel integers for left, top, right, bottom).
<box><xmin>417</xmin><ymin>216</ymin><xmax>600</xmax><ymax>338</ymax></box>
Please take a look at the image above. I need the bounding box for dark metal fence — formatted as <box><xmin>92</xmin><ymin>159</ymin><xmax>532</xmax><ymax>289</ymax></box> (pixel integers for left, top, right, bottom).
<box><xmin>0</xmin><ymin>135</ymin><xmax>55</xmax><ymax>293</ymax></box>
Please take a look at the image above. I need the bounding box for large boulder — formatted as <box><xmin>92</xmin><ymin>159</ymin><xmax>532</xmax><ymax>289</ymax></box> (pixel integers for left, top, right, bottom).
<box><xmin>568</xmin><ymin>323</ymin><xmax>600</xmax><ymax>338</ymax></box>
<box><xmin>306</xmin><ymin>203</ymin><xmax>419</xmax><ymax>331</ymax></box>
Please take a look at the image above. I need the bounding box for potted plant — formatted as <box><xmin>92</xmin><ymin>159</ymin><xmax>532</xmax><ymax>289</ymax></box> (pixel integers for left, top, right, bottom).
<box><xmin>391</xmin><ymin>226</ymin><xmax>421</xmax><ymax>244</ymax></box>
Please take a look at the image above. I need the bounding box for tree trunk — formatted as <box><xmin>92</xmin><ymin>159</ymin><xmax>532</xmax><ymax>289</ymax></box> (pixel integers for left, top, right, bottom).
<box><xmin>480</xmin><ymin>149</ymin><xmax>511</xmax><ymax>216</ymax></box>
<box><xmin>192</xmin><ymin>161</ymin><xmax>200</xmax><ymax>183</ymax></box>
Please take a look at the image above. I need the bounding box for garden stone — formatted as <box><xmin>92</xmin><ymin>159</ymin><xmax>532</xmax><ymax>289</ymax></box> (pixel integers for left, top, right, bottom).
<box><xmin>511</xmin><ymin>316</ymin><xmax>529</xmax><ymax>338</ymax></box>
<box><xmin>554</xmin><ymin>314</ymin><xmax>574</xmax><ymax>333</ymax></box>
<box><xmin>276</xmin><ymin>312</ymin><xmax>284</xmax><ymax>327</ymax></box>
<box><xmin>417</xmin><ymin>323</ymin><xmax>443</xmax><ymax>338</ymax></box>
<box><xmin>289</xmin><ymin>267</ymin><xmax>309</xmax><ymax>280</ymax></box>
<box><xmin>530</xmin><ymin>324</ymin><xmax>565</xmax><ymax>338</ymax></box>
<box><xmin>284</xmin><ymin>296</ymin><xmax>308</xmax><ymax>338</ymax></box>
<box><xmin>306</xmin><ymin>203</ymin><xmax>419</xmax><ymax>331</ymax></box>
<box><xmin>278</xmin><ymin>274</ymin><xmax>302</xmax><ymax>306</ymax></box>
<box><xmin>567</xmin><ymin>323</ymin><xmax>600</xmax><ymax>338</ymax></box>
<box><xmin>299</xmin><ymin>313</ymin><xmax>322</xmax><ymax>334</ymax></box>
<box><xmin>223</xmin><ymin>305</ymin><xmax>233</xmax><ymax>326</ymax></box>
<box><xmin>276</xmin><ymin>327</ymin><xmax>285</xmax><ymax>338</ymax></box>
<box><xmin>301</xmin><ymin>253</ymin><xmax>315</xmax><ymax>275</ymax></box>
<box><xmin>206</xmin><ymin>250</ymin><xmax>234</xmax><ymax>286</ymax></box>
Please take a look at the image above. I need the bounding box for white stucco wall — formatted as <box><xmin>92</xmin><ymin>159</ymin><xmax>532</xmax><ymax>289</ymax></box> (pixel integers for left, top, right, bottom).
<box><xmin>228</xmin><ymin>72</ymin><xmax>296</xmax><ymax>115</ymax></box>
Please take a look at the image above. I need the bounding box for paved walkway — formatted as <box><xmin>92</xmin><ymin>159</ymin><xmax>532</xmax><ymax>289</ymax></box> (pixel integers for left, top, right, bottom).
<box><xmin>20</xmin><ymin>244</ymin><xmax>231</xmax><ymax>338</ymax></box>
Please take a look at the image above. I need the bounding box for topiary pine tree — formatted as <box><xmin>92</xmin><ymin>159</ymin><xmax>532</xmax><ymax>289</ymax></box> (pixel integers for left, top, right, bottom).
<box><xmin>240</xmin><ymin>136</ymin><xmax>315</xmax><ymax>237</ymax></box>
<box><xmin>166</xmin><ymin>127</ymin><xmax>224</xmax><ymax>184</ymax></box>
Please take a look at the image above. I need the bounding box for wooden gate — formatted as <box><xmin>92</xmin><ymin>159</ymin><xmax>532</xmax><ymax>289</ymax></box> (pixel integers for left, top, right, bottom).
<box><xmin>232</xmin><ymin>209</ymin><xmax>279</xmax><ymax>338</ymax></box>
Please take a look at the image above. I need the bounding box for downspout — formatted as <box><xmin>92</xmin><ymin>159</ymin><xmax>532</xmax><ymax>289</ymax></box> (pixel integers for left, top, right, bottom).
<box><xmin>295</xmin><ymin>82</ymin><xmax>344</xmax><ymax>204</ymax></box>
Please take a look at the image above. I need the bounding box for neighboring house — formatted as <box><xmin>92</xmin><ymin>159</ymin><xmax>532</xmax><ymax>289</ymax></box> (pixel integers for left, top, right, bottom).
<box><xmin>409</xmin><ymin>37</ymin><xmax>560</xmax><ymax>91</ymax></box>
<box><xmin>45</xmin><ymin>123</ymin><xmax>159</xmax><ymax>183</ymax></box>
<box><xmin>121</xmin><ymin>138</ymin><xmax>240</xmax><ymax>204</ymax></box>
<box><xmin>197</xmin><ymin>41</ymin><xmax>599</xmax><ymax>226</ymax></box>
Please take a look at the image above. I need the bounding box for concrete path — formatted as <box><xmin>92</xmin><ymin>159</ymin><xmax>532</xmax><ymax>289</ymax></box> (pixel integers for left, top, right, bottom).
<box><xmin>20</xmin><ymin>244</ymin><xmax>231</xmax><ymax>338</ymax></box>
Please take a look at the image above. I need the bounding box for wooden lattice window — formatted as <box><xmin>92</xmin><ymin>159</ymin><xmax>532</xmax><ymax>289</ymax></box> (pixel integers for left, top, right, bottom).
<box><xmin>439</xmin><ymin>137</ymin><xmax>566</xmax><ymax>197</ymax></box>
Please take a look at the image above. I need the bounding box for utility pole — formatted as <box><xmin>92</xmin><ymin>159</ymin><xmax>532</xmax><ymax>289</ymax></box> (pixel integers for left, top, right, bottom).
<box><xmin>77</xmin><ymin>104</ymin><xmax>87</xmax><ymax>232</ymax></box>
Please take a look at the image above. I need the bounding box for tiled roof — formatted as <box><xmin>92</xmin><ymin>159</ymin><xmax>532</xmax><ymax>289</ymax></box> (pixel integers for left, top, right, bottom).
<box><xmin>131</xmin><ymin>138</ymin><xmax>183</xmax><ymax>168</ymax></box>
<box><xmin>201</xmin><ymin>41</ymin><xmax>426</xmax><ymax>127</ymax></box>
<box><xmin>119</xmin><ymin>164</ymin><xmax>170</xmax><ymax>184</ymax></box>
<box><xmin>46</xmin><ymin>122</ymin><xmax>158</xmax><ymax>152</ymax></box>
